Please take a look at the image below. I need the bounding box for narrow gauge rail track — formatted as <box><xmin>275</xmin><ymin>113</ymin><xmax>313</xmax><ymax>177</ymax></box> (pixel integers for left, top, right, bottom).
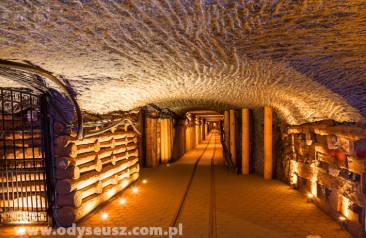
<box><xmin>170</xmin><ymin>130</ymin><xmax>218</xmax><ymax>238</ymax></box>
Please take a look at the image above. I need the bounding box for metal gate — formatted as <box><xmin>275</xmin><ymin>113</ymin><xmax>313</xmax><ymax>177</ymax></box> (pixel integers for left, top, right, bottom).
<box><xmin>0</xmin><ymin>88</ymin><xmax>51</xmax><ymax>224</ymax></box>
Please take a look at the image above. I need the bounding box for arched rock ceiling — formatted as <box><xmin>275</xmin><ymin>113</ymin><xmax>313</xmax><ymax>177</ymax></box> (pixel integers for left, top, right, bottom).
<box><xmin>0</xmin><ymin>0</ymin><xmax>365</xmax><ymax>125</ymax></box>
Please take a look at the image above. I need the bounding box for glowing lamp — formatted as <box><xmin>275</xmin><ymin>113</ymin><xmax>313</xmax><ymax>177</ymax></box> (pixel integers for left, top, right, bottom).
<box><xmin>307</xmin><ymin>193</ymin><xmax>314</xmax><ymax>203</ymax></box>
<box><xmin>132</xmin><ymin>187</ymin><xmax>139</xmax><ymax>193</ymax></box>
<box><xmin>339</xmin><ymin>216</ymin><xmax>348</xmax><ymax>230</ymax></box>
<box><xmin>142</xmin><ymin>179</ymin><xmax>147</xmax><ymax>184</ymax></box>
<box><xmin>101</xmin><ymin>213</ymin><xmax>108</xmax><ymax>220</ymax></box>
<box><xmin>16</xmin><ymin>227</ymin><xmax>26</xmax><ymax>235</ymax></box>
<box><xmin>119</xmin><ymin>199</ymin><xmax>126</xmax><ymax>204</ymax></box>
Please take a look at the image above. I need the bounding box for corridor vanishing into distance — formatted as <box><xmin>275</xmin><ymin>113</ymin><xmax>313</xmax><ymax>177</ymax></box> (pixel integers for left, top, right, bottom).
<box><xmin>1</xmin><ymin>130</ymin><xmax>350</xmax><ymax>238</ymax></box>
<box><xmin>1</xmin><ymin>1</ymin><xmax>366</xmax><ymax>237</ymax></box>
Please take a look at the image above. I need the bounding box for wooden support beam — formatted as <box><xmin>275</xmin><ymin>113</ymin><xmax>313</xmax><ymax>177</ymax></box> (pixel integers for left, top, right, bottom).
<box><xmin>55</xmin><ymin>173</ymin><xmax>139</xmax><ymax>227</ymax></box>
<box><xmin>242</xmin><ymin>108</ymin><xmax>250</xmax><ymax>175</ymax></box>
<box><xmin>191</xmin><ymin>115</ymin><xmax>196</xmax><ymax>149</ymax></box>
<box><xmin>145</xmin><ymin>118</ymin><xmax>158</xmax><ymax>167</ymax></box>
<box><xmin>185</xmin><ymin>123</ymin><xmax>191</xmax><ymax>152</ymax></box>
<box><xmin>195</xmin><ymin>118</ymin><xmax>200</xmax><ymax>146</ymax></box>
<box><xmin>204</xmin><ymin>121</ymin><xmax>208</xmax><ymax>140</ymax></box>
<box><xmin>229</xmin><ymin>110</ymin><xmax>236</xmax><ymax>165</ymax></box>
<box><xmin>224</xmin><ymin>111</ymin><xmax>230</xmax><ymax>152</ymax></box>
<box><xmin>173</xmin><ymin>119</ymin><xmax>186</xmax><ymax>160</ymax></box>
<box><xmin>160</xmin><ymin>118</ymin><xmax>171</xmax><ymax>163</ymax></box>
<box><xmin>264</xmin><ymin>106</ymin><xmax>273</xmax><ymax>179</ymax></box>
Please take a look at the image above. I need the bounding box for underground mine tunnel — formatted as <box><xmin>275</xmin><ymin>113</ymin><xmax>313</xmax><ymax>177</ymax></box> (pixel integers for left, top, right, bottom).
<box><xmin>0</xmin><ymin>0</ymin><xmax>366</xmax><ymax>237</ymax></box>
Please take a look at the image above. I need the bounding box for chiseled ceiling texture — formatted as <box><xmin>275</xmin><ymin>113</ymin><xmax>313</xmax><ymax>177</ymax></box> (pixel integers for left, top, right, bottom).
<box><xmin>0</xmin><ymin>0</ymin><xmax>365</xmax><ymax>125</ymax></box>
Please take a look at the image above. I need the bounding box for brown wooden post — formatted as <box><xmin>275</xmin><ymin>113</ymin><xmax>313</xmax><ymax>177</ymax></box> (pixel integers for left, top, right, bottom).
<box><xmin>160</xmin><ymin>118</ymin><xmax>170</xmax><ymax>163</ymax></box>
<box><xmin>167</xmin><ymin>118</ymin><xmax>172</xmax><ymax>160</ymax></box>
<box><xmin>229</xmin><ymin>110</ymin><xmax>236</xmax><ymax>165</ymax></box>
<box><xmin>242</xmin><ymin>108</ymin><xmax>250</xmax><ymax>174</ymax></box>
<box><xmin>203</xmin><ymin>120</ymin><xmax>206</xmax><ymax>139</ymax></box>
<box><xmin>195</xmin><ymin>117</ymin><xmax>200</xmax><ymax>146</ymax></box>
<box><xmin>138</xmin><ymin>108</ymin><xmax>146</xmax><ymax>168</ymax></box>
<box><xmin>173</xmin><ymin>119</ymin><xmax>186</xmax><ymax>160</ymax></box>
<box><xmin>185</xmin><ymin>121</ymin><xmax>191</xmax><ymax>152</ymax></box>
<box><xmin>224</xmin><ymin>111</ymin><xmax>230</xmax><ymax>152</ymax></box>
<box><xmin>264</xmin><ymin>106</ymin><xmax>273</xmax><ymax>179</ymax></box>
<box><xmin>191</xmin><ymin>115</ymin><xmax>196</xmax><ymax>149</ymax></box>
<box><xmin>145</xmin><ymin>118</ymin><xmax>158</xmax><ymax>167</ymax></box>
<box><xmin>202</xmin><ymin>119</ymin><xmax>206</xmax><ymax>140</ymax></box>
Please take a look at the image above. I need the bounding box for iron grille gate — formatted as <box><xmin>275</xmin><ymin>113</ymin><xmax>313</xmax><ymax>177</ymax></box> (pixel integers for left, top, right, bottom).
<box><xmin>0</xmin><ymin>88</ymin><xmax>52</xmax><ymax>224</ymax></box>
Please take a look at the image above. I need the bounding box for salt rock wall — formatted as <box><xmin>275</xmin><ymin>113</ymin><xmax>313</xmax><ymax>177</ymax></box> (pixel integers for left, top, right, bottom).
<box><xmin>53</xmin><ymin>120</ymin><xmax>140</xmax><ymax>226</ymax></box>
<box><xmin>280</xmin><ymin>122</ymin><xmax>366</xmax><ymax>237</ymax></box>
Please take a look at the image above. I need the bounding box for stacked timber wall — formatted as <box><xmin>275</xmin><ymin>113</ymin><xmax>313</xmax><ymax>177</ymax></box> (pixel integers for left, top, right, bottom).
<box><xmin>280</xmin><ymin>122</ymin><xmax>366</xmax><ymax>237</ymax></box>
<box><xmin>54</xmin><ymin>121</ymin><xmax>140</xmax><ymax>226</ymax></box>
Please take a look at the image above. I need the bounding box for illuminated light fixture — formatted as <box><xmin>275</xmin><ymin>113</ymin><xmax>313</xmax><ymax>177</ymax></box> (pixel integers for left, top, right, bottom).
<box><xmin>290</xmin><ymin>173</ymin><xmax>298</xmax><ymax>188</ymax></box>
<box><xmin>101</xmin><ymin>213</ymin><xmax>108</xmax><ymax>220</ymax></box>
<box><xmin>142</xmin><ymin>179</ymin><xmax>147</xmax><ymax>184</ymax></box>
<box><xmin>307</xmin><ymin>193</ymin><xmax>314</xmax><ymax>203</ymax></box>
<box><xmin>16</xmin><ymin>227</ymin><xmax>26</xmax><ymax>235</ymax></box>
<box><xmin>132</xmin><ymin>187</ymin><xmax>139</xmax><ymax>194</ymax></box>
<box><xmin>119</xmin><ymin>199</ymin><xmax>126</xmax><ymax>204</ymax></box>
<box><xmin>167</xmin><ymin>164</ymin><xmax>170</xmax><ymax>167</ymax></box>
<box><xmin>339</xmin><ymin>216</ymin><xmax>348</xmax><ymax>230</ymax></box>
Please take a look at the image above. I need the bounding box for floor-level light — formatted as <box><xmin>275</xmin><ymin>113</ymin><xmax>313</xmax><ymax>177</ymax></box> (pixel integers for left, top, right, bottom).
<box><xmin>142</xmin><ymin>179</ymin><xmax>147</xmax><ymax>184</ymax></box>
<box><xmin>132</xmin><ymin>187</ymin><xmax>139</xmax><ymax>193</ymax></box>
<box><xmin>307</xmin><ymin>193</ymin><xmax>314</xmax><ymax>203</ymax></box>
<box><xmin>101</xmin><ymin>213</ymin><xmax>108</xmax><ymax>220</ymax></box>
<box><xmin>339</xmin><ymin>216</ymin><xmax>348</xmax><ymax>230</ymax></box>
<box><xmin>120</xmin><ymin>198</ymin><xmax>126</xmax><ymax>204</ymax></box>
<box><xmin>16</xmin><ymin>227</ymin><xmax>26</xmax><ymax>235</ymax></box>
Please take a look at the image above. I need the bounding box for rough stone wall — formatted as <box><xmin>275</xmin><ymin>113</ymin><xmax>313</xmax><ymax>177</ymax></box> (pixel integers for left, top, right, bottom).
<box><xmin>0</xmin><ymin>1</ymin><xmax>365</xmax><ymax>125</ymax></box>
<box><xmin>278</xmin><ymin>122</ymin><xmax>366</xmax><ymax>237</ymax></box>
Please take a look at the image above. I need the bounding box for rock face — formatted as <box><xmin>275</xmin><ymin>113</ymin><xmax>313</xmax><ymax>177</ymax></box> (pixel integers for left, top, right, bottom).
<box><xmin>0</xmin><ymin>0</ymin><xmax>365</xmax><ymax>124</ymax></box>
<box><xmin>279</xmin><ymin>123</ymin><xmax>366</xmax><ymax>238</ymax></box>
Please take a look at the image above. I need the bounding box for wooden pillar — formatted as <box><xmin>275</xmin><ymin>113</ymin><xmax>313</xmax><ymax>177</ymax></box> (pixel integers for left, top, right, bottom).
<box><xmin>168</xmin><ymin>119</ymin><xmax>172</xmax><ymax>160</ymax></box>
<box><xmin>195</xmin><ymin>117</ymin><xmax>200</xmax><ymax>146</ymax></box>
<box><xmin>160</xmin><ymin>118</ymin><xmax>171</xmax><ymax>163</ymax></box>
<box><xmin>242</xmin><ymin>109</ymin><xmax>250</xmax><ymax>174</ymax></box>
<box><xmin>229</xmin><ymin>110</ymin><xmax>236</xmax><ymax>165</ymax></box>
<box><xmin>185</xmin><ymin>122</ymin><xmax>191</xmax><ymax>152</ymax></box>
<box><xmin>173</xmin><ymin>119</ymin><xmax>186</xmax><ymax>160</ymax></box>
<box><xmin>202</xmin><ymin>119</ymin><xmax>206</xmax><ymax>140</ymax></box>
<box><xmin>204</xmin><ymin>121</ymin><xmax>208</xmax><ymax>139</ymax></box>
<box><xmin>264</xmin><ymin>106</ymin><xmax>273</xmax><ymax>179</ymax></box>
<box><xmin>145</xmin><ymin>118</ymin><xmax>158</xmax><ymax>168</ymax></box>
<box><xmin>191</xmin><ymin>115</ymin><xmax>196</xmax><ymax>149</ymax></box>
<box><xmin>157</xmin><ymin>120</ymin><xmax>161</xmax><ymax>162</ymax></box>
<box><xmin>138</xmin><ymin>108</ymin><xmax>146</xmax><ymax>168</ymax></box>
<box><xmin>224</xmin><ymin>111</ymin><xmax>230</xmax><ymax>152</ymax></box>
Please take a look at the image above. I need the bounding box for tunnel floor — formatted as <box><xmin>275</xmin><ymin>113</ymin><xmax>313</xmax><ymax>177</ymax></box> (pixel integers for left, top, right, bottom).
<box><xmin>0</xmin><ymin>131</ymin><xmax>353</xmax><ymax>238</ymax></box>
